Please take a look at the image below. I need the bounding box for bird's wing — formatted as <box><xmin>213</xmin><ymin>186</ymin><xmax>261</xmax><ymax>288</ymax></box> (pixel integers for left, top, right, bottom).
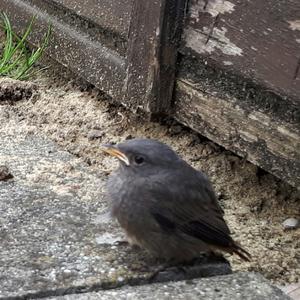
<box><xmin>146</xmin><ymin>168</ymin><xmax>234</xmax><ymax>249</ymax></box>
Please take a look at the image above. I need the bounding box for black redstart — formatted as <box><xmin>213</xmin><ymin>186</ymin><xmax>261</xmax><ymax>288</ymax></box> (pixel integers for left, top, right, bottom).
<box><xmin>103</xmin><ymin>138</ymin><xmax>250</xmax><ymax>262</ymax></box>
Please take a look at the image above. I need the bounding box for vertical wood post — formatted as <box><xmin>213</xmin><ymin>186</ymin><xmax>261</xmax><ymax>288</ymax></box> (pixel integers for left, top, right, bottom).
<box><xmin>125</xmin><ymin>0</ymin><xmax>187</xmax><ymax>114</ymax></box>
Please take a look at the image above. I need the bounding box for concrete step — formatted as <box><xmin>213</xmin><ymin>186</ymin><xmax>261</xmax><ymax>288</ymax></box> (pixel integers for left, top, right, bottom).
<box><xmin>43</xmin><ymin>272</ymin><xmax>290</xmax><ymax>300</ymax></box>
<box><xmin>0</xmin><ymin>131</ymin><xmax>230</xmax><ymax>299</ymax></box>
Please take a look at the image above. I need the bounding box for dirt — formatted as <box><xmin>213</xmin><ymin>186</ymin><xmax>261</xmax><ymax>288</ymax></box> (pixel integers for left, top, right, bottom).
<box><xmin>0</xmin><ymin>66</ymin><xmax>299</xmax><ymax>286</ymax></box>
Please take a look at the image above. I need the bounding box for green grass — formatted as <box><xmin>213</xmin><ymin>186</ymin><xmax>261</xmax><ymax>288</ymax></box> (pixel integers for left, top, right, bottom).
<box><xmin>0</xmin><ymin>12</ymin><xmax>51</xmax><ymax>80</ymax></box>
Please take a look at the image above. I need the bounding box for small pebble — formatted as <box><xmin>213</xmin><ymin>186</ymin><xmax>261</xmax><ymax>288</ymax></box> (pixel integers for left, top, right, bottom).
<box><xmin>0</xmin><ymin>165</ymin><xmax>13</xmax><ymax>181</ymax></box>
<box><xmin>282</xmin><ymin>218</ymin><xmax>299</xmax><ymax>230</ymax></box>
<box><xmin>87</xmin><ymin>130</ymin><xmax>103</xmax><ymax>140</ymax></box>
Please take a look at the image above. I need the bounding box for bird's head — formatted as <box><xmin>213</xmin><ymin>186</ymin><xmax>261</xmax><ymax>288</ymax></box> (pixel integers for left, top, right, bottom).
<box><xmin>101</xmin><ymin>138</ymin><xmax>180</xmax><ymax>173</ymax></box>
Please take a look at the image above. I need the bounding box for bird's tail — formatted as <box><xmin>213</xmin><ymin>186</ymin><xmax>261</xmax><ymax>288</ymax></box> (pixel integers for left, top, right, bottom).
<box><xmin>231</xmin><ymin>243</ymin><xmax>251</xmax><ymax>262</ymax></box>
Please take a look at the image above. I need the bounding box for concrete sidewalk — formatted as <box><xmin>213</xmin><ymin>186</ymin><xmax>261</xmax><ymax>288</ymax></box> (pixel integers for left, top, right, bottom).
<box><xmin>0</xmin><ymin>131</ymin><xmax>289</xmax><ymax>299</ymax></box>
<box><xmin>44</xmin><ymin>272</ymin><xmax>289</xmax><ymax>300</ymax></box>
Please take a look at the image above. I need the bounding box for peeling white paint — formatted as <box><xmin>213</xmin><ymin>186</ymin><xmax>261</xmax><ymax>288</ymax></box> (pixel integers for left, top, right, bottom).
<box><xmin>239</xmin><ymin>130</ymin><xmax>258</xmax><ymax>143</ymax></box>
<box><xmin>190</xmin><ymin>0</ymin><xmax>235</xmax><ymax>20</ymax></box>
<box><xmin>199</xmin><ymin>0</ymin><xmax>234</xmax><ymax>18</ymax></box>
<box><xmin>156</xmin><ymin>26</ymin><xmax>160</xmax><ymax>37</ymax></box>
<box><xmin>277</xmin><ymin>126</ymin><xmax>300</xmax><ymax>141</ymax></box>
<box><xmin>249</xmin><ymin>112</ymin><xmax>270</xmax><ymax>126</ymax></box>
<box><xmin>185</xmin><ymin>26</ymin><xmax>243</xmax><ymax>56</ymax></box>
<box><xmin>288</xmin><ymin>20</ymin><xmax>300</xmax><ymax>31</ymax></box>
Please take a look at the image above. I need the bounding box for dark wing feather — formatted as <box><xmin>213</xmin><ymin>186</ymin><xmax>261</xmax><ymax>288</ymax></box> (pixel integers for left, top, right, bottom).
<box><xmin>152</xmin><ymin>212</ymin><xmax>176</xmax><ymax>233</ymax></box>
<box><xmin>152</xmin><ymin>211</ymin><xmax>234</xmax><ymax>248</ymax></box>
<box><xmin>139</xmin><ymin>162</ymin><xmax>250</xmax><ymax>260</ymax></box>
<box><xmin>147</xmin><ymin>163</ymin><xmax>233</xmax><ymax>248</ymax></box>
<box><xmin>179</xmin><ymin>220</ymin><xmax>233</xmax><ymax>247</ymax></box>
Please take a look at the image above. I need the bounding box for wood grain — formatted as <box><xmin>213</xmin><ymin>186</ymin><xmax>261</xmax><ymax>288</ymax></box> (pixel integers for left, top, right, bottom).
<box><xmin>174</xmin><ymin>78</ymin><xmax>300</xmax><ymax>188</ymax></box>
<box><xmin>174</xmin><ymin>0</ymin><xmax>300</xmax><ymax>187</ymax></box>
<box><xmin>182</xmin><ymin>0</ymin><xmax>300</xmax><ymax>104</ymax></box>
<box><xmin>125</xmin><ymin>0</ymin><xmax>187</xmax><ymax>113</ymax></box>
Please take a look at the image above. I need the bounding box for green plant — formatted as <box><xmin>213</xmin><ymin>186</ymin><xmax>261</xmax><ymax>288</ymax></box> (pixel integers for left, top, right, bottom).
<box><xmin>0</xmin><ymin>12</ymin><xmax>51</xmax><ymax>80</ymax></box>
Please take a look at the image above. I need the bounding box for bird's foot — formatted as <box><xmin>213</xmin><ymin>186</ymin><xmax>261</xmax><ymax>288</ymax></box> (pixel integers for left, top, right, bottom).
<box><xmin>148</xmin><ymin>260</ymin><xmax>187</xmax><ymax>282</ymax></box>
<box><xmin>113</xmin><ymin>240</ymin><xmax>130</xmax><ymax>246</ymax></box>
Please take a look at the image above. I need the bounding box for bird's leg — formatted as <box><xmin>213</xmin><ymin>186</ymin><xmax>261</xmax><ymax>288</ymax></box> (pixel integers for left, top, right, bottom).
<box><xmin>113</xmin><ymin>233</ymin><xmax>142</xmax><ymax>248</ymax></box>
<box><xmin>205</xmin><ymin>250</ymin><xmax>228</xmax><ymax>264</ymax></box>
<box><xmin>113</xmin><ymin>240</ymin><xmax>130</xmax><ymax>246</ymax></box>
<box><xmin>148</xmin><ymin>258</ymin><xmax>189</xmax><ymax>282</ymax></box>
<box><xmin>113</xmin><ymin>240</ymin><xmax>142</xmax><ymax>252</ymax></box>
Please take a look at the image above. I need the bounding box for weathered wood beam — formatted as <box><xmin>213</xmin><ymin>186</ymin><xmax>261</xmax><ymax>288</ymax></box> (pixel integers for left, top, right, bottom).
<box><xmin>174</xmin><ymin>77</ymin><xmax>300</xmax><ymax>188</ymax></box>
<box><xmin>0</xmin><ymin>0</ymin><xmax>127</xmax><ymax>100</ymax></box>
<box><xmin>125</xmin><ymin>0</ymin><xmax>187</xmax><ymax>113</ymax></box>
<box><xmin>173</xmin><ymin>0</ymin><xmax>300</xmax><ymax>188</ymax></box>
<box><xmin>183</xmin><ymin>0</ymin><xmax>300</xmax><ymax>103</ymax></box>
<box><xmin>49</xmin><ymin>0</ymin><xmax>133</xmax><ymax>38</ymax></box>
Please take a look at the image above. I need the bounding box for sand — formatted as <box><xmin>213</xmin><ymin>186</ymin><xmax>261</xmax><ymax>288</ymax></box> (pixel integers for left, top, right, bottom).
<box><xmin>0</xmin><ymin>65</ymin><xmax>299</xmax><ymax>285</ymax></box>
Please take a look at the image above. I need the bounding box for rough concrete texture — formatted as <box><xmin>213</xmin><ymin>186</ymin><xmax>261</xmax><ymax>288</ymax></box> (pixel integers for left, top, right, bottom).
<box><xmin>0</xmin><ymin>130</ymin><xmax>231</xmax><ymax>299</ymax></box>
<box><xmin>45</xmin><ymin>273</ymin><xmax>290</xmax><ymax>300</ymax></box>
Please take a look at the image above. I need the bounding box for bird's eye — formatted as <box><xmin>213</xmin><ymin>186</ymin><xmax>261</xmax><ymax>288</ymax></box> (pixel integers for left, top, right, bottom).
<box><xmin>134</xmin><ymin>155</ymin><xmax>145</xmax><ymax>165</ymax></box>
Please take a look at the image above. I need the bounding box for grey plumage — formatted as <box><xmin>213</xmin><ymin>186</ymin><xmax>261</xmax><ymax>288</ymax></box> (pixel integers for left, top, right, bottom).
<box><xmin>104</xmin><ymin>138</ymin><xmax>250</xmax><ymax>262</ymax></box>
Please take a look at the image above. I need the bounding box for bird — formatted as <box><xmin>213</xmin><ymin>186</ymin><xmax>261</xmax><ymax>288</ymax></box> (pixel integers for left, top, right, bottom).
<box><xmin>102</xmin><ymin>138</ymin><xmax>251</xmax><ymax>262</ymax></box>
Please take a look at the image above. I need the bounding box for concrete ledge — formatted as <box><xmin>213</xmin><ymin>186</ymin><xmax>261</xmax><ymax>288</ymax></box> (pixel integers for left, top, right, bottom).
<box><xmin>44</xmin><ymin>272</ymin><xmax>291</xmax><ymax>300</ymax></box>
<box><xmin>0</xmin><ymin>132</ymin><xmax>231</xmax><ymax>299</ymax></box>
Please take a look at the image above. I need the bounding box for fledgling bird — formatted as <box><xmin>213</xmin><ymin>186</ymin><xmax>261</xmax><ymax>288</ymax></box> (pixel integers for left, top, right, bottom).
<box><xmin>103</xmin><ymin>138</ymin><xmax>250</xmax><ymax>262</ymax></box>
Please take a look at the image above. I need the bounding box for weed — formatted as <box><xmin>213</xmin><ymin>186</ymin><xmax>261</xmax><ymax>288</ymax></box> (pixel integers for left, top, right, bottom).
<box><xmin>0</xmin><ymin>12</ymin><xmax>51</xmax><ymax>80</ymax></box>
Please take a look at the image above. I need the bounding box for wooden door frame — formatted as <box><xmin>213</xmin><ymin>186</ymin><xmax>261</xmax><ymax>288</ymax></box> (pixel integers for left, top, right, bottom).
<box><xmin>125</xmin><ymin>0</ymin><xmax>188</xmax><ymax>113</ymax></box>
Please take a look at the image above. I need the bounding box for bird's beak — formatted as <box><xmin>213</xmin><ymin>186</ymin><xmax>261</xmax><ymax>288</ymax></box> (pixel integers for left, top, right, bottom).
<box><xmin>101</xmin><ymin>144</ymin><xmax>130</xmax><ymax>166</ymax></box>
